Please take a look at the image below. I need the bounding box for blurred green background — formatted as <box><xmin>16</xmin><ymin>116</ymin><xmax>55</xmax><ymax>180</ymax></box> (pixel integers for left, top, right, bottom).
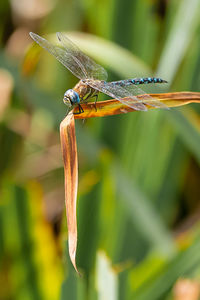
<box><xmin>0</xmin><ymin>0</ymin><xmax>200</xmax><ymax>299</ymax></box>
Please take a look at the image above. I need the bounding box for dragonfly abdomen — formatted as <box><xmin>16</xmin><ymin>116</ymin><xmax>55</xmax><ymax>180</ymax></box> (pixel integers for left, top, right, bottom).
<box><xmin>112</xmin><ymin>77</ymin><xmax>167</xmax><ymax>86</ymax></box>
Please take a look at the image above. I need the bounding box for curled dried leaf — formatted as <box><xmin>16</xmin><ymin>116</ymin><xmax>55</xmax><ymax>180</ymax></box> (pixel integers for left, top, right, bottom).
<box><xmin>60</xmin><ymin>112</ymin><xmax>79</xmax><ymax>273</ymax></box>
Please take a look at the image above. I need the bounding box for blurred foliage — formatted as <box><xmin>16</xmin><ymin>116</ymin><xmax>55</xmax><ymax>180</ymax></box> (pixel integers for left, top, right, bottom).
<box><xmin>0</xmin><ymin>0</ymin><xmax>200</xmax><ymax>299</ymax></box>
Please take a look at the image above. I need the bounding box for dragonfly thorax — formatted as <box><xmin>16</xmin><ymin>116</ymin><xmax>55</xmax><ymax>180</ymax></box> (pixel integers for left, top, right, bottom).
<box><xmin>63</xmin><ymin>89</ymin><xmax>80</xmax><ymax>107</ymax></box>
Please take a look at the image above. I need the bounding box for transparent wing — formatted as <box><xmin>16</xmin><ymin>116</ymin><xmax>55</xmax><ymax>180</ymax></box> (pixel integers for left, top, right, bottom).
<box><xmin>30</xmin><ymin>32</ymin><xmax>87</xmax><ymax>79</ymax></box>
<box><xmin>56</xmin><ymin>32</ymin><xmax>108</xmax><ymax>80</ymax></box>
<box><xmin>86</xmin><ymin>79</ymin><xmax>168</xmax><ymax>111</ymax></box>
<box><xmin>29</xmin><ymin>32</ymin><xmax>108</xmax><ymax>81</ymax></box>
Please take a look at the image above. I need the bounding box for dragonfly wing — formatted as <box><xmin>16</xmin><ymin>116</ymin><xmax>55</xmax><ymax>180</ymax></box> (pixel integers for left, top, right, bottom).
<box><xmin>87</xmin><ymin>80</ymin><xmax>168</xmax><ymax>110</ymax></box>
<box><xmin>86</xmin><ymin>80</ymin><xmax>148</xmax><ymax>111</ymax></box>
<box><xmin>56</xmin><ymin>32</ymin><xmax>108</xmax><ymax>81</ymax></box>
<box><xmin>30</xmin><ymin>32</ymin><xmax>89</xmax><ymax>80</ymax></box>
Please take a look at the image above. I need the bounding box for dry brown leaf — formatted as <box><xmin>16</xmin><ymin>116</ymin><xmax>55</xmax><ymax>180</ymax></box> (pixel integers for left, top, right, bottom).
<box><xmin>60</xmin><ymin>112</ymin><xmax>79</xmax><ymax>273</ymax></box>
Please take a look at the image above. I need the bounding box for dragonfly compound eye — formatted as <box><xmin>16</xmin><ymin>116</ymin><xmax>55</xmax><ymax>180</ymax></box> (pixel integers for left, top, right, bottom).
<box><xmin>63</xmin><ymin>89</ymin><xmax>80</xmax><ymax>106</ymax></box>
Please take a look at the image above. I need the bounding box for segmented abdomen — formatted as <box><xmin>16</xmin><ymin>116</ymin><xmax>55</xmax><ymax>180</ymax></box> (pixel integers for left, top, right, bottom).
<box><xmin>111</xmin><ymin>77</ymin><xmax>167</xmax><ymax>86</ymax></box>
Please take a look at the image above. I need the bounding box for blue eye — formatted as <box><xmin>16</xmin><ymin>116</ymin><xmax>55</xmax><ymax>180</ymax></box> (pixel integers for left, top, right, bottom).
<box><xmin>71</xmin><ymin>91</ymin><xmax>80</xmax><ymax>104</ymax></box>
<box><xmin>64</xmin><ymin>89</ymin><xmax>80</xmax><ymax>105</ymax></box>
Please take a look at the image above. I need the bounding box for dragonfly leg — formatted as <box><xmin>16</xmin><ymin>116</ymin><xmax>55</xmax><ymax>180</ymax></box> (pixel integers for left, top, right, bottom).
<box><xmin>83</xmin><ymin>91</ymin><xmax>98</xmax><ymax>102</ymax></box>
<box><xmin>83</xmin><ymin>93</ymin><xmax>98</xmax><ymax>111</ymax></box>
<box><xmin>78</xmin><ymin>104</ymin><xmax>84</xmax><ymax>114</ymax></box>
<box><xmin>93</xmin><ymin>94</ymin><xmax>98</xmax><ymax>111</ymax></box>
<box><xmin>73</xmin><ymin>104</ymin><xmax>84</xmax><ymax>115</ymax></box>
<box><xmin>84</xmin><ymin>94</ymin><xmax>98</xmax><ymax>111</ymax></box>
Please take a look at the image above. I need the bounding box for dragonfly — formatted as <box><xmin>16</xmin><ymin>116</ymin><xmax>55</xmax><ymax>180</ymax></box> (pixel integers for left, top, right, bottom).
<box><xmin>29</xmin><ymin>32</ymin><xmax>168</xmax><ymax>113</ymax></box>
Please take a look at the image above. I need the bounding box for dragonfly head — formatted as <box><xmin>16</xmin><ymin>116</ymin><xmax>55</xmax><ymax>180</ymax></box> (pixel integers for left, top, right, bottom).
<box><xmin>63</xmin><ymin>89</ymin><xmax>80</xmax><ymax>107</ymax></box>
